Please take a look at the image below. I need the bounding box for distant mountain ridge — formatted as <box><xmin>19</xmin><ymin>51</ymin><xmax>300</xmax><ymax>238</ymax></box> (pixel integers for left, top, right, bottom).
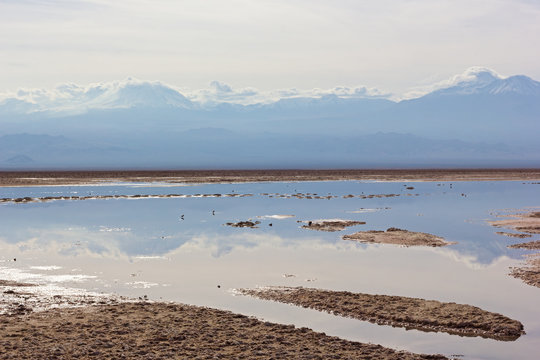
<box><xmin>2</xmin><ymin>67</ymin><xmax>539</xmax><ymax>115</ymax></box>
<box><xmin>426</xmin><ymin>67</ymin><xmax>540</xmax><ymax>97</ymax></box>
<box><xmin>0</xmin><ymin>67</ymin><xmax>539</xmax><ymax>168</ymax></box>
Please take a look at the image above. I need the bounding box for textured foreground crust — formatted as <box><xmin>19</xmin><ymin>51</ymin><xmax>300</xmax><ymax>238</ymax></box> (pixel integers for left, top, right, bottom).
<box><xmin>510</xmin><ymin>256</ymin><xmax>540</xmax><ymax>288</ymax></box>
<box><xmin>0</xmin><ymin>302</ymin><xmax>447</xmax><ymax>360</ymax></box>
<box><xmin>342</xmin><ymin>228</ymin><xmax>453</xmax><ymax>247</ymax></box>
<box><xmin>490</xmin><ymin>210</ymin><xmax>540</xmax><ymax>288</ymax></box>
<box><xmin>490</xmin><ymin>211</ymin><xmax>540</xmax><ymax>234</ymax></box>
<box><xmin>239</xmin><ymin>287</ymin><xmax>524</xmax><ymax>341</ymax></box>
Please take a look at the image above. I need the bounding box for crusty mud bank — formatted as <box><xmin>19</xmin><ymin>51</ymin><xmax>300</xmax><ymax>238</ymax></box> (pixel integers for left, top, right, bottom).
<box><xmin>342</xmin><ymin>228</ymin><xmax>453</xmax><ymax>247</ymax></box>
<box><xmin>0</xmin><ymin>192</ymin><xmax>414</xmax><ymax>204</ymax></box>
<box><xmin>1</xmin><ymin>280</ymin><xmax>126</xmax><ymax>316</ymax></box>
<box><xmin>1</xmin><ymin>168</ymin><xmax>539</xmax><ymax>187</ymax></box>
<box><xmin>490</xmin><ymin>211</ymin><xmax>540</xmax><ymax>234</ymax></box>
<box><xmin>238</xmin><ymin>287</ymin><xmax>524</xmax><ymax>341</ymax></box>
<box><xmin>301</xmin><ymin>219</ymin><xmax>366</xmax><ymax>232</ymax></box>
<box><xmin>496</xmin><ymin>231</ymin><xmax>532</xmax><ymax>239</ymax></box>
<box><xmin>508</xmin><ymin>241</ymin><xmax>540</xmax><ymax>250</ymax></box>
<box><xmin>261</xmin><ymin>192</ymin><xmax>417</xmax><ymax>200</ymax></box>
<box><xmin>489</xmin><ymin>210</ymin><xmax>540</xmax><ymax>288</ymax></box>
<box><xmin>0</xmin><ymin>302</ymin><xmax>448</xmax><ymax>360</ymax></box>
<box><xmin>225</xmin><ymin>221</ymin><xmax>261</xmax><ymax>228</ymax></box>
<box><xmin>510</xmin><ymin>256</ymin><xmax>540</xmax><ymax>288</ymax></box>
<box><xmin>0</xmin><ymin>193</ymin><xmax>253</xmax><ymax>204</ymax></box>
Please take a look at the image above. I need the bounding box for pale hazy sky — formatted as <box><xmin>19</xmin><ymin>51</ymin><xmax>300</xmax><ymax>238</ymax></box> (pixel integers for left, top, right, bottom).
<box><xmin>1</xmin><ymin>0</ymin><xmax>539</xmax><ymax>94</ymax></box>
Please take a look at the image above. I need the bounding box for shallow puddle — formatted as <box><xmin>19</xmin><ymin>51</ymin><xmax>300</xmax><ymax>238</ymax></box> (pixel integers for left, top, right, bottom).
<box><xmin>1</xmin><ymin>180</ymin><xmax>539</xmax><ymax>359</ymax></box>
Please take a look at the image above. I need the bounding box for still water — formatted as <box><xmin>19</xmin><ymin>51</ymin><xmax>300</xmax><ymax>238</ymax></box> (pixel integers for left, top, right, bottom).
<box><xmin>1</xmin><ymin>180</ymin><xmax>539</xmax><ymax>359</ymax></box>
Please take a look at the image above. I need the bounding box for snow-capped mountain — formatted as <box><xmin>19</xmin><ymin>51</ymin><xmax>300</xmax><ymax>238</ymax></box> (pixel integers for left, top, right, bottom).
<box><xmin>2</xmin><ymin>67</ymin><xmax>539</xmax><ymax>116</ymax></box>
<box><xmin>424</xmin><ymin>67</ymin><xmax>540</xmax><ymax>97</ymax></box>
<box><xmin>1</xmin><ymin>67</ymin><xmax>539</xmax><ymax>169</ymax></box>
<box><xmin>0</xmin><ymin>78</ymin><xmax>193</xmax><ymax>115</ymax></box>
<box><xmin>91</xmin><ymin>80</ymin><xmax>193</xmax><ymax>109</ymax></box>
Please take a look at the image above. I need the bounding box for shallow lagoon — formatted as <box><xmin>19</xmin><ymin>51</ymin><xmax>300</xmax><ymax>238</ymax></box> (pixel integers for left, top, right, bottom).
<box><xmin>1</xmin><ymin>180</ymin><xmax>539</xmax><ymax>359</ymax></box>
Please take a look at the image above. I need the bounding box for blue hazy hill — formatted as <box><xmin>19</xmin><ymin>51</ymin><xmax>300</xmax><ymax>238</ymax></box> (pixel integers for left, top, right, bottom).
<box><xmin>0</xmin><ymin>68</ymin><xmax>538</xmax><ymax>168</ymax></box>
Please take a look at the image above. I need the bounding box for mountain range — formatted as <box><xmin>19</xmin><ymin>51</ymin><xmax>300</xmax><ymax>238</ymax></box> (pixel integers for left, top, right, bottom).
<box><xmin>0</xmin><ymin>67</ymin><xmax>538</xmax><ymax>169</ymax></box>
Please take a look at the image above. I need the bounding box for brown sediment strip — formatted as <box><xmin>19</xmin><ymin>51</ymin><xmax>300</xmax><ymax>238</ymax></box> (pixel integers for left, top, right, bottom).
<box><xmin>0</xmin><ymin>302</ymin><xmax>447</xmax><ymax>359</ymax></box>
<box><xmin>1</xmin><ymin>169</ymin><xmax>540</xmax><ymax>187</ymax></box>
<box><xmin>0</xmin><ymin>280</ymin><xmax>36</xmax><ymax>287</ymax></box>
<box><xmin>0</xmin><ymin>193</ymin><xmax>252</xmax><ymax>204</ymax></box>
<box><xmin>225</xmin><ymin>221</ymin><xmax>260</xmax><ymax>228</ymax></box>
<box><xmin>508</xmin><ymin>241</ymin><xmax>540</xmax><ymax>250</ymax></box>
<box><xmin>510</xmin><ymin>256</ymin><xmax>540</xmax><ymax>288</ymax></box>
<box><xmin>496</xmin><ymin>231</ymin><xmax>532</xmax><ymax>239</ymax></box>
<box><xmin>489</xmin><ymin>211</ymin><xmax>540</xmax><ymax>234</ymax></box>
<box><xmin>506</xmin><ymin>238</ymin><xmax>540</xmax><ymax>288</ymax></box>
<box><xmin>489</xmin><ymin>210</ymin><xmax>540</xmax><ymax>288</ymax></box>
<box><xmin>238</xmin><ymin>287</ymin><xmax>524</xmax><ymax>341</ymax></box>
<box><xmin>302</xmin><ymin>220</ymin><xmax>366</xmax><ymax>232</ymax></box>
<box><xmin>342</xmin><ymin>228</ymin><xmax>453</xmax><ymax>247</ymax></box>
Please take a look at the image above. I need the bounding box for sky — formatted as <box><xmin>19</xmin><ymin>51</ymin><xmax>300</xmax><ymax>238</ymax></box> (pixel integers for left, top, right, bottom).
<box><xmin>1</xmin><ymin>0</ymin><xmax>539</xmax><ymax>96</ymax></box>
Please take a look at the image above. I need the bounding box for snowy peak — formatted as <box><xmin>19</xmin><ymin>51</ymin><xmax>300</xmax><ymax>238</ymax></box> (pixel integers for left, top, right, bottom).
<box><xmin>0</xmin><ymin>78</ymin><xmax>193</xmax><ymax>115</ymax></box>
<box><xmin>427</xmin><ymin>67</ymin><xmax>540</xmax><ymax>97</ymax></box>
<box><xmin>1</xmin><ymin>68</ymin><xmax>540</xmax><ymax>116</ymax></box>
<box><xmin>486</xmin><ymin>75</ymin><xmax>540</xmax><ymax>95</ymax></box>
<box><xmin>96</xmin><ymin>80</ymin><xmax>192</xmax><ymax>109</ymax></box>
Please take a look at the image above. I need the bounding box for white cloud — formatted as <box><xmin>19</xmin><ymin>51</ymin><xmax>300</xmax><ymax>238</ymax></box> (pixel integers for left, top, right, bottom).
<box><xmin>0</xmin><ymin>78</ymin><xmax>392</xmax><ymax>113</ymax></box>
<box><xmin>186</xmin><ymin>81</ymin><xmax>391</xmax><ymax>106</ymax></box>
<box><xmin>0</xmin><ymin>78</ymin><xmax>192</xmax><ymax>114</ymax></box>
<box><xmin>0</xmin><ymin>66</ymin><xmax>537</xmax><ymax>113</ymax></box>
<box><xmin>401</xmin><ymin>66</ymin><xmax>506</xmax><ymax>100</ymax></box>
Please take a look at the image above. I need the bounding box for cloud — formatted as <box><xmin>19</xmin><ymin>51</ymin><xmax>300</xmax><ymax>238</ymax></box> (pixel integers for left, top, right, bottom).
<box><xmin>0</xmin><ymin>77</ymin><xmax>191</xmax><ymax>114</ymax></box>
<box><xmin>401</xmin><ymin>66</ymin><xmax>506</xmax><ymax>100</ymax></box>
<box><xmin>0</xmin><ymin>77</ymin><xmax>392</xmax><ymax>113</ymax></box>
<box><xmin>3</xmin><ymin>65</ymin><xmax>535</xmax><ymax>113</ymax></box>
<box><xmin>186</xmin><ymin>81</ymin><xmax>261</xmax><ymax>105</ymax></box>
<box><xmin>185</xmin><ymin>81</ymin><xmax>391</xmax><ymax>106</ymax></box>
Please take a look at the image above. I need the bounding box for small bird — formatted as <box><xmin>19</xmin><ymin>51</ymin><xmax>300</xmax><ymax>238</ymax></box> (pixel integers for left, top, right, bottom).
<box><xmin>180</xmin><ymin>214</ymin><xmax>184</xmax><ymax>220</ymax></box>
<box><xmin>212</xmin><ymin>210</ymin><xmax>215</xmax><ymax>216</ymax></box>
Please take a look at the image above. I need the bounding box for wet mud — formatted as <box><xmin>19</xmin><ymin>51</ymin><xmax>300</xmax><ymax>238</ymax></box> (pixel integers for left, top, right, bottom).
<box><xmin>342</xmin><ymin>228</ymin><xmax>452</xmax><ymax>247</ymax></box>
<box><xmin>301</xmin><ymin>219</ymin><xmax>366</xmax><ymax>232</ymax></box>
<box><xmin>510</xmin><ymin>256</ymin><xmax>540</xmax><ymax>288</ymax></box>
<box><xmin>0</xmin><ymin>193</ymin><xmax>253</xmax><ymax>204</ymax></box>
<box><xmin>489</xmin><ymin>210</ymin><xmax>540</xmax><ymax>288</ymax></box>
<box><xmin>489</xmin><ymin>211</ymin><xmax>540</xmax><ymax>234</ymax></box>
<box><xmin>496</xmin><ymin>232</ymin><xmax>532</xmax><ymax>239</ymax></box>
<box><xmin>0</xmin><ymin>301</ymin><xmax>447</xmax><ymax>359</ymax></box>
<box><xmin>238</xmin><ymin>287</ymin><xmax>524</xmax><ymax>341</ymax></box>
<box><xmin>225</xmin><ymin>221</ymin><xmax>261</xmax><ymax>228</ymax></box>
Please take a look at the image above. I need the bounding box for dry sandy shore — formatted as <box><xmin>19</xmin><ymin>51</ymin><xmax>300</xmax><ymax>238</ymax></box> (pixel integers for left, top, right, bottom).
<box><xmin>342</xmin><ymin>228</ymin><xmax>453</xmax><ymax>247</ymax></box>
<box><xmin>490</xmin><ymin>210</ymin><xmax>540</xmax><ymax>288</ymax></box>
<box><xmin>238</xmin><ymin>287</ymin><xmax>524</xmax><ymax>341</ymax></box>
<box><xmin>1</xmin><ymin>168</ymin><xmax>540</xmax><ymax>186</ymax></box>
<box><xmin>0</xmin><ymin>302</ymin><xmax>449</xmax><ymax>360</ymax></box>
